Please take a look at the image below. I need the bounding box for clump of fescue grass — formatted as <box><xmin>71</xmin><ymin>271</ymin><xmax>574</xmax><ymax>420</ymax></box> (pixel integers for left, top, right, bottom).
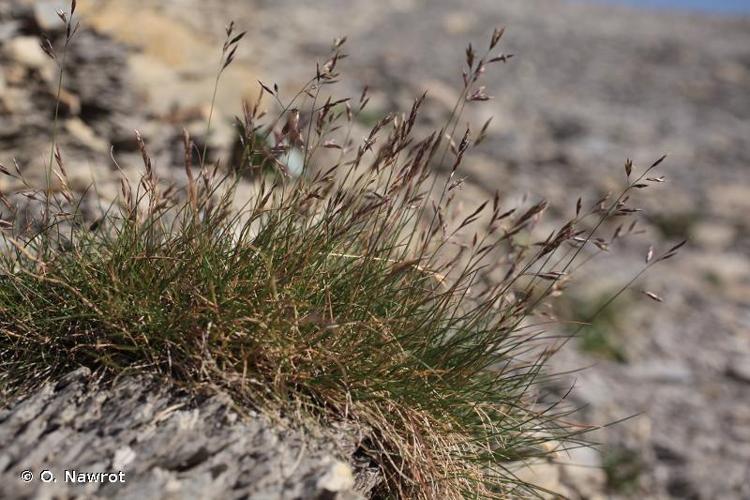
<box><xmin>0</xmin><ymin>5</ymin><xmax>681</xmax><ymax>498</ymax></box>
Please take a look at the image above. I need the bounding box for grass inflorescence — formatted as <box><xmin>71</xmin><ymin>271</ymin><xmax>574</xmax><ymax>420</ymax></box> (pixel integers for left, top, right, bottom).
<box><xmin>0</xmin><ymin>4</ymin><xmax>679</xmax><ymax>498</ymax></box>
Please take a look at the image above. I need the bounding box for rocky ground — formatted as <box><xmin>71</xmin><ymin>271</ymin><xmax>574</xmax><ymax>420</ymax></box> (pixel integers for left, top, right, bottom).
<box><xmin>0</xmin><ymin>368</ymin><xmax>372</xmax><ymax>499</ymax></box>
<box><xmin>1</xmin><ymin>0</ymin><xmax>749</xmax><ymax>498</ymax></box>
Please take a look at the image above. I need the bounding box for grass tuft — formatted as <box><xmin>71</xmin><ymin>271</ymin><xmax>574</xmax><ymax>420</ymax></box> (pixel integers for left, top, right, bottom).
<box><xmin>0</xmin><ymin>6</ymin><xmax>678</xmax><ymax>498</ymax></box>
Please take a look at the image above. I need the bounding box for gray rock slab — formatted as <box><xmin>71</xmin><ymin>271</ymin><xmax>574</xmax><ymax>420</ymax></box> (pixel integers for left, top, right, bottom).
<box><xmin>0</xmin><ymin>368</ymin><xmax>373</xmax><ymax>499</ymax></box>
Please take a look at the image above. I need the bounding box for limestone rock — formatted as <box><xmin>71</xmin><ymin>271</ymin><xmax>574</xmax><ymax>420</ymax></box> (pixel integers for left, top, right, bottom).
<box><xmin>3</xmin><ymin>36</ymin><xmax>54</xmax><ymax>78</ymax></box>
<box><xmin>0</xmin><ymin>369</ymin><xmax>373</xmax><ymax>499</ymax></box>
<box><xmin>33</xmin><ymin>0</ymin><xmax>68</xmax><ymax>32</ymax></box>
<box><xmin>65</xmin><ymin>118</ymin><xmax>108</xmax><ymax>153</ymax></box>
<box><xmin>726</xmin><ymin>356</ymin><xmax>750</xmax><ymax>384</ymax></box>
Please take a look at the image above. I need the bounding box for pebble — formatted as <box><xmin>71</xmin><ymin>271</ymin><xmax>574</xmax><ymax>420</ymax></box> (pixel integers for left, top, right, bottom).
<box><xmin>3</xmin><ymin>36</ymin><xmax>52</xmax><ymax>71</ymax></box>
<box><xmin>112</xmin><ymin>445</ymin><xmax>136</xmax><ymax>470</ymax></box>
<box><xmin>726</xmin><ymin>356</ymin><xmax>750</xmax><ymax>384</ymax></box>
<box><xmin>709</xmin><ymin>184</ymin><xmax>750</xmax><ymax>215</ymax></box>
<box><xmin>631</xmin><ymin>360</ymin><xmax>694</xmax><ymax>384</ymax></box>
<box><xmin>0</xmin><ymin>20</ymin><xmax>20</xmax><ymax>41</ymax></box>
<box><xmin>65</xmin><ymin>118</ymin><xmax>108</xmax><ymax>153</ymax></box>
<box><xmin>513</xmin><ymin>459</ymin><xmax>572</xmax><ymax>498</ymax></box>
<box><xmin>33</xmin><ymin>0</ymin><xmax>67</xmax><ymax>32</ymax></box>
<box><xmin>690</xmin><ymin>220</ymin><xmax>737</xmax><ymax>251</ymax></box>
<box><xmin>316</xmin><ymin>460</ymin><xmax>355</xmax><ymax>493</ymax></box>
<box><xmin>689</xmin><ymin>252</ymin><xmax>750</xmax><ymax>286</ymax></box>
<box><xmin>560</xmin><ymin>446</ymin><xmax>607</xmax><ymax>499</ymax></box>
<box><xmin>441</xmin><ymin>12</ymin><xmax>476</xmax><ymax>35</ymax></box>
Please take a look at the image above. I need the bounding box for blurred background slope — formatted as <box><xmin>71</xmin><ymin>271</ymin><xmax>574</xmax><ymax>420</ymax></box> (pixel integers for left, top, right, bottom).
<box><xmin>1</xmin><ymin>0</ymin><xmax>748</xmax><ymax>498</ymax></box>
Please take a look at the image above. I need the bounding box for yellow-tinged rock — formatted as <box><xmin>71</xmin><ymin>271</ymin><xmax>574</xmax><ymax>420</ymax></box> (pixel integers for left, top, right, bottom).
<box><xmin>73</xmin><ymin>0</ymin><xmax>260</xmax><ymax>117</ymax></box>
